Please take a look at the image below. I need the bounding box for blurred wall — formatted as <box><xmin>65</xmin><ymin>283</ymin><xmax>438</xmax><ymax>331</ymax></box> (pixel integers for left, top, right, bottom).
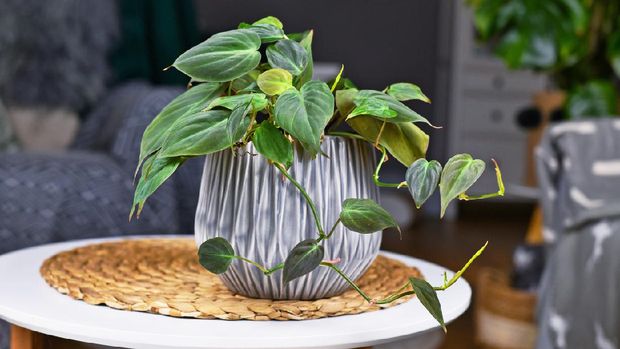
<box><xmin>194</xmin><ymin>0</ymin><xmax>440</xmax><ymax>134</ymax></box>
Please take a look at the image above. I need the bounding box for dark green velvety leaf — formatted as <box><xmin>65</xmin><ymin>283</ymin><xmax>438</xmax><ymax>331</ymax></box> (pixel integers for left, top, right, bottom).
<box><xmin>406</xmin><ymin>158</ymin><xmax>442</xmax><ymax>208</ymax></box>
<box><xmin>252</xmin><ymin>122</ymin><xmax>293</xmax><ymax>167</ymax></box>
<box><xmin>339</xmin><ymin>198</ymin><xmax>400</xmax><ymax>234</ymax></box>
<box><xmin>266</xmin><ymin>39</ymin><xmax>309</xmax><ymax>76</ymax></box>
<box><xmin>566</xmin><ymin>80</ymin><xmax>618</xmax><ymax>119</ymax></box>
<box><xmin>439</xmin><ymin>154</ymin><xmax>486</xmax><ymax>217</ymax></box>
<box><xmin>131</xmin><ymin>155</ymin><xmax>183</xmax><ymax>219</ymax></box>
<box><xmin>347</xmin><ymin>115</ymin><xmax>428</xmax><ymax>166</ymax></box>
<box><xmin>410</xmin><ymin>277</ymin><xmax>445</xmax><ymax>332</ymax></box>
<box><xmin>227</xmin><ymin>103</ymin><xmax>252</xmax><ymax>145</ymax></box>
<box><xmin>245</xmin><ymin>24</ymin><xmax>285</xmax><ymax>43</ymax></box>
<box><xmin>138</xmin><ymin>83</ymin><xmax>224</xmax><ymax>171</ymax></box>
<box><xmin>348</xmin><ymin>97</ymin><xmax>397</xmax><ymax>119</ymax></box>
<box><xmin>198</xmin><ymin>237</ymin><xmax>235</xmax><ymax>274</ymax></box>
<box><xmin>352</xmin><ymin>90</ymin><xmax>431</xmax><ymax>124</ymax></box>
<box><xmin>274</xmin><ymin>80</ymin><xmax>334</xmax><ymax>155</ymax></box>
<box><xmin>159</xmin><ymin>110</ymin><xmax>247</xmax><ymax>157</ymax></box>
<box><xmin>283</xmin><ymin>239</ymin><xmax>324</xmax><ymax>283</ymax></box>
<box><xmin>387</xmin><ymin>83</ymin><xmax>431</xmax><ymax>103</ymax></box>
<box><xmin>257</xmin><ymin>68</ymin><xmax>293</xmax><ymax>95</ymax></box>
<box><xmin>253</xmin><ymin>16</ymin><xmax>283</xmax><ymax>29</ymax></box>
<box><xmin>173</xmin><ymin>29</ymin><xmax>261</xmax><ymax>82</ymax></box>
<box><xmin>206</xmin><ymin>93</ymin><xmax>268</xmax><ymax>112</ymax></box>
<box><xmin>295</xmin><ymin>30</ymin><xmax>314</xmax><ymax>86</ymax></box>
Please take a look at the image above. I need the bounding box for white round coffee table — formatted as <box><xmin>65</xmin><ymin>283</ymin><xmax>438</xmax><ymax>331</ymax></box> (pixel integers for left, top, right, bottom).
<box><xmin>0</xmin><ymin>236</ymin><xmax>471</xmax><ymax>349</ymax></box>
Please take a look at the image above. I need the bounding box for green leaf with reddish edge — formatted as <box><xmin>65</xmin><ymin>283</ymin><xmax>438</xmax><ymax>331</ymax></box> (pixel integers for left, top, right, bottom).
<box><xmin>283</xmin><ymin>239</ymin><xmax>324</xmax><ymax>283</ymax></box>
<box><xmin>198</xmin><ymin>237</ymin><xmax>235</xmax><ymax>274</ymax></box>
<box><xmin>339</xmin><ymin>198</ymin><xmax>400</xmax><ymax>234</ymax></box>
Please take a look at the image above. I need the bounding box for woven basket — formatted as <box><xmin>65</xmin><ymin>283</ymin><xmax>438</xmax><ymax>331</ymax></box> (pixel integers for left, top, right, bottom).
<box><xmin>475</xmin><ymin>268</ymin><xmax>538</xmax><ymax>349</ymax></box>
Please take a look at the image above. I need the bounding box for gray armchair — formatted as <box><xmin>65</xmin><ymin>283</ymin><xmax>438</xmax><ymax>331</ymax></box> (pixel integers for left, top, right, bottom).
<box><xmin>0</xmin><ymin>81</ymin><xmax>203</xmax><ymax>255</ymax></box>
<box><xmin>0</xmin><ymin>81</ymin><xmax>205</xmax><ymax>349</ymax></box>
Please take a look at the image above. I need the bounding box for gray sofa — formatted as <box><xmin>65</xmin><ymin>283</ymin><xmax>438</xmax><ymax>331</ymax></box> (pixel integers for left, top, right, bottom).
<box><xmin>0</xmin><ymin>82</ymin><xmax>202</xmax><ymax>348</ymax></box>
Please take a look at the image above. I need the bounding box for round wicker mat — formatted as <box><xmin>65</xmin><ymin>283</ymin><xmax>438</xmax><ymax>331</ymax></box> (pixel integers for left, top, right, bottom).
<box><xmin>40</xmin><ymin>238</ymin><xmax>422</xmax><ymax>320</ymax></box>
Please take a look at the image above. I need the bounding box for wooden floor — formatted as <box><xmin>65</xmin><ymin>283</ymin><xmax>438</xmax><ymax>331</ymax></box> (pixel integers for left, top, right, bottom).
<box><xmin>381</xmin><ymin>200</ymin><xmax>533</xmax><ymax>349</ymax></box>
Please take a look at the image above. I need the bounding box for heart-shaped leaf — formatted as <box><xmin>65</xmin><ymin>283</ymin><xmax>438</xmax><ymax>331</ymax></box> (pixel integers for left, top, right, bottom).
<box><xmin>159</xmin><ymin>110</ymin><xmax>248</xmax><ymax>157</ymax></box>
<box><xmin>347</xmin><ymin>115</ymin><xmax>428</xmax><ymax>166</ymax></box>
<box><xmin>138</xmin><ymin>83</ymin><xmax>224</xmax><ymax>171</ymax></box>
<box><xmin>274</xmin><ymin>80</ymin><xmax>334</xmax><ymax>155</ymax></box>
<box><xmin>283</xmin><ymin>239</ymin><xmax>324</xmax><ymax>283</ymax></box>
<box><xmin>351</xmin><ymin>90</ymin><xmax>431</xmax><ymax>124</ymax></box>
<box><xmin>198</xmin><ymin>237</ymin><xmax>235</xmax><ymax>274</ymax></box>
<box><xmin>227</xmin><ymin>103</ymin><xmax>252</xmax><ymax>145</ymax></box>
<box><xmin>245</xmin><ymin>24</ymin><xmax>285</xmax><ymax>43</ymax></box>
<box><xmin>439</xmin><ymin>154</ymin><xmax>486</xmax><ymax>217</ymax></box>
<box><xmin>206</xmin><ymin>93</ymin><xmax>268</xmax><ymax>112</ymax></box>
<box><xmin>131</xmin><ymin>155</ymin><xmax>183</xmax><ymax>219</ymax></box>
<box><xmin>339</xmin><ymin>198</ymin><xmax>400</xmax><ymax>234</ymax></box>
<box><xmin>410</xmin><ymin>277</ymin><xmax>445</xmax><ymax>332</ymax></box>
<box><xmin>253</xmin><ymin>16</ymin><xmax>283</xmax><ymax>29</ymax></box>
<box><xmin>257</xmin><ymin>68</ymin><xmax>293</xmax><ymax>96</ymax></box>
<box><xmin>406</xmin><ymin>159</ymin><xmax>442</xmax><ymax>208</ymax></box>
<box><xmin>387</xmin><ymin>83</ymin><xmax>431</xmax><ymax>103</ymax></box>
<box><xmin>173</xmin><ymin>29</ymin><xmax>261</xmax><ymax>82</ymax></box>
<box><xmin>266</xmin><ymin>39</ymin><xmax>308</xmax><ymax>76</ymax></box>
<box><xmin>252</xmin><ymin>122</ymin><xmax>293</xmax><ymax>167</ymax></box>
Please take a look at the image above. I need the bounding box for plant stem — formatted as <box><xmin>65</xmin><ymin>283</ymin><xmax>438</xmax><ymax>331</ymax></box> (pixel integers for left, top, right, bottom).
<box><xmin>234</xmin><ymin>256</ymin><xmax>268</xmax><ymax>273</ymax></box>
<box><xmin>264</xmin><ymin>263</ymin><xmax>284</xmax><ymax>275</ymax></box>
<box><xmin>373</xmin><ymin>146</ymin><xmax>408</xmax><ymax>188</ymax></box>
<box><xmin>325</xmin><ymin>218</ymin><xmax>341</xmax><ymax>240</ymax></box>
<box><xmin>321</xmin><ymin>262</ymin><xmax>372</xmax><ymax>302</ymax></box>
<box><xmin>274</xmin><ymin>163</ymin><xmax>325</xmax><ymax>237</ymax></box>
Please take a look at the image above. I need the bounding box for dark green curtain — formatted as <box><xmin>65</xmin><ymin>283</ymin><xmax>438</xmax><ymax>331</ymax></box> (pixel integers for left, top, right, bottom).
<box><xmin>111</xmin><ymin>0</ymin><xmax>199</xmax><ymax>85</ymax></box>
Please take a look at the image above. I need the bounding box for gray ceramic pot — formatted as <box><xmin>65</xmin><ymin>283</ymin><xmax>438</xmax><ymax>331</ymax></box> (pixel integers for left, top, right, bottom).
<box><xmin>194</xmin><ymin>136</ymin><xmax>381</xmax><ymax>300</ymax></box>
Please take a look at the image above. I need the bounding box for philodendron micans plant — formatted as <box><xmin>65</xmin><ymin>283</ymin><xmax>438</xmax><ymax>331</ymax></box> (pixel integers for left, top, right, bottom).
<box><xmin>131</xmin><ymin>16</ymin><xmax>504</xmax><ymax>331</ymax></box>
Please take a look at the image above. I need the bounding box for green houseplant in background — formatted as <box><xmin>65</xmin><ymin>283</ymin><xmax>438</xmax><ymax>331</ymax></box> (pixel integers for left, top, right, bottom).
<box><xmin>131</xmin><ymin>16</ymin><xmax>504</xmax><ymax>330</ymax></box>
<box><xmin>468</xmin><ymin>0</ymin><xmax>620</xmax><ymax>118</ymax></box>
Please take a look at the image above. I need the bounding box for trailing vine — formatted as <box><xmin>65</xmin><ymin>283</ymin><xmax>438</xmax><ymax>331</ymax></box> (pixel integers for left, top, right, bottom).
<box><xmin>132</xmin><ymin>16</ymin><xmax>505</xmax><ymax>331</ymax></box>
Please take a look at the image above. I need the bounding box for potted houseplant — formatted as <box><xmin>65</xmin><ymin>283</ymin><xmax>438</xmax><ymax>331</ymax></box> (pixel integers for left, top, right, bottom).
<box><xmin>131</xmin><ymin>16</ymin><xmax>504</xmax><ymax>330</ymax></box>
<box><xmin>468</xmin><ymin>0</ymin><xmax>620</xmax><ymax>118</ymax></box>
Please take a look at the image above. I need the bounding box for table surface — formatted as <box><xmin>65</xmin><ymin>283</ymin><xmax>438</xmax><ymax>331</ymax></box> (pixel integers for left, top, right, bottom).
<box><xmin>0</xmin><ymin>236</ymin><xmax>472</xmax><ymax>349</ymax></box>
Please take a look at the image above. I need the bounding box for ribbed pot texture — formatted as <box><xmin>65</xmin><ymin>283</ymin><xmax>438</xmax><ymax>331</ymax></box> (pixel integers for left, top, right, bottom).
<box><xmin>194</xmin><ymin>136</ymin><xmax>381</xmax><ymax>300</ymax></box>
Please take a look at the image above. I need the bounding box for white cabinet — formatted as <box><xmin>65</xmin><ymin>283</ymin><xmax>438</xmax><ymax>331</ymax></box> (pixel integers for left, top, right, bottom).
<box><xmin>442</xmin><ymin>0</ymin><xmax>547</xmax><ymax>198</ymax></box>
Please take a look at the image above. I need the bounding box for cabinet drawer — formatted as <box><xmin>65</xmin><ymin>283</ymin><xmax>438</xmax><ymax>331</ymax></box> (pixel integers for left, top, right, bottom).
<box><xmin>461</xmin><ymin>69</ymin><xmax>546</xmax><ymax>95</ymax></box>
<box><xmin>459</xmin><ymin>96</ymin><xmax>531</xmax><ymax>136</ymax></box>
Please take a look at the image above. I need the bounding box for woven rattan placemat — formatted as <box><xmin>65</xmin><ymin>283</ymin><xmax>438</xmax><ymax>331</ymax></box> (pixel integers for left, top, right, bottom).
<box><xmin>40</xmin><ymin>238</ymin><xmax>421</xmax><ymax>320</ymax></box>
